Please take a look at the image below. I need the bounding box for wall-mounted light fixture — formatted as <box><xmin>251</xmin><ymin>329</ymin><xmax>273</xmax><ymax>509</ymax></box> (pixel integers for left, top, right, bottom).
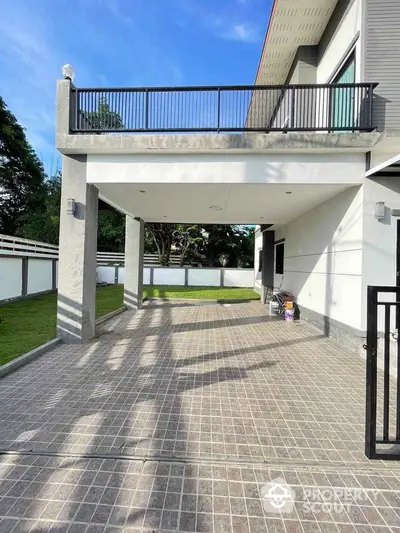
<box><xmin>66</xmin><ymin>198</ymin><xmax>76</xmax><ymax>216</ymax></box>
<box><xmin>375</xmin><ymin>201</ymin><xmax>385</xmax><ymax>220</ymax></box>
<box><xmin>62</xmin><ymin>64</ymin><xmax>75</xmax><ymax>82</ymax></box>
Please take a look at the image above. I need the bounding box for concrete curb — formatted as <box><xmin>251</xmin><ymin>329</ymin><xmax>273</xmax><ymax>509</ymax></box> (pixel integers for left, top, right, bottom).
<box><xmin>95</xmin><ymin>306</ymin><xmax>127</xmax><ymax>327</ymax></box>
<box><xmin>0</xmin><ymin>338</ymin><xmax>61</xmax><ymax>379</ymax></box>
<box><xmin>145</xmin><ymin>297</ymin><xmax>260</xmax><ymax>304</ymax></box>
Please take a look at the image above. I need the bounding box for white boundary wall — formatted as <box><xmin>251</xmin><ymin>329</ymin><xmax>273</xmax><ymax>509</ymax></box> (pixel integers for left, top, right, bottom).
<box><xmin>27</xmin><ymin>260</ymin><xmax>54</xmax><ymax>295</ymax></box>
<box><xmin>1</xmin><ymin>236</ymin><xmax>254</xmax><ymax>301</ymax></box>
<box><xmin>0</xmin><ymin>258</ymin><xmax>24</xmax><ymax>301</ymax></box>
<box><xmin>188</xmin><ymin>269</ymin><xmax>220</xmax><ymax>287</ymax></box>
<box><xmin>99</xmin><ymin>266</ymin><xmax>254</xmax><ymax>289</ymax></box>
<box><xmin>0</xmin><ymin>257</ymin><xmax>57</xmax><ymax>301</ymax></box>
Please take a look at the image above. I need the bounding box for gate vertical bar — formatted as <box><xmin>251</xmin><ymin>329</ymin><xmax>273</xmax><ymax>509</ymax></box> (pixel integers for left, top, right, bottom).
<box><xmin>365</xmin><ymin>286</ymin><xmax>378</xmax><ymax>458</ymax></box>
<box><xmin>397</xmin><ymin>286</ymin><xmax>400</xmax><ymax>442</ymax></box>
<box><xmin>383</xmin><ymin>303</ymin><xmax>391</xmax><ymax>441</ymax></box>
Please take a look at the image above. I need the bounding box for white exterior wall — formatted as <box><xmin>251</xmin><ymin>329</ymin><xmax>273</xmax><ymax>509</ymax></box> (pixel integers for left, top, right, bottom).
<box><xmin>317</xmin><ymin>0</ymin><xmax>363</xmax><ymax>83</ymax></box>
<box><xmin>88</xmin><ymin>153</ymin><xmax>365</xmax><ymax>186</ymax></box>
<box><xmin>254</xmin><ymin>228</ymin><xmax>263</xmax><ymax>295</ymax></box>
<box><xmin>274</xmin><ymin>186</ymin><xmax>364</xmax><ymax>331</ymax></box>
<box><xmin>0</xmin><ymin>258</ymin><xmax>22</xmax><ymax>300</ymax></box>
<box><xmin>362</xmin><ymin>177</ymin><xmax>400</xmax><ymax>332</ymax></box>
<box><xmin>27</xmin><ymin>259</ymin><xmax>53</xmax><ymax>295</ymax></box>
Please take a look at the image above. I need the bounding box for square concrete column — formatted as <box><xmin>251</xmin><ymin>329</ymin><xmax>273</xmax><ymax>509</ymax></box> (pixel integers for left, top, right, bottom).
<box><xmin>124</xmin><ymin>216</ymin><xmax>144</xmax><ymax>309</ymax></box>
<box><xmin>57</xmin><ymin>155</ymin><xmax>99</xmax><ymax>343</ymax></box>
<box><xmin>261</xmin><ymin>230</ymin><xmax>275</xmax><ymax>304</ymax></box>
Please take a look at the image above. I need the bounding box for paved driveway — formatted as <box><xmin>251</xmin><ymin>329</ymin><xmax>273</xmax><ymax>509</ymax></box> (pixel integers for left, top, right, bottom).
<box><xmin>1</xmin><ymin>301</ymin><xmax>400</xmax><ymax>532</ymax></box>
<box><xmin>0</xmin><ymin>301</ymin><xmax>366</xmax><ymax>464</ymax></box>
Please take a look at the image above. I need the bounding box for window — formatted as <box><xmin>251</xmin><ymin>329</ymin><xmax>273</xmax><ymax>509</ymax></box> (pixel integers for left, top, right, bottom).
<box><xmin>331</xmin><ymin>53</ymin><xmax>356</xmax><ymax>131</ymax></box>
<box><xmin>275</xmin><ymin>243</ymin><xmax>284</xmax><ymax>275</ymax></box>
<box><xmin>258</xmin><ymin>250</ymin><xmax>263</xmax><ymax>272</ymax></box>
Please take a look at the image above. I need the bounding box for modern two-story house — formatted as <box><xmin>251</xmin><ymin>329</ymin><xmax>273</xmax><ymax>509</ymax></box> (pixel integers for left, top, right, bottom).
<box><xmin>252</xmin><ymin>0</ymin><xmax>400</xmax><ymax>349</ymax></box>
<box><xmin>55</xmin><ymin>0</ymin><xmax>400</xmax><ymax>351</ymax></box>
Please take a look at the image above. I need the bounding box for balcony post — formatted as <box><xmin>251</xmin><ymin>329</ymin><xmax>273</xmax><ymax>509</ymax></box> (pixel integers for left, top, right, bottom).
<box><xmin>290</xmin><ymin>87</ymin><xmax>296</xmax><ymax>129</ymax></box>
<box><xmin>369</xmin><ymin>83</ymin><xmax>374</xmax><ymax>130</ymax></box>
<box><xmin>145</xmin><ymin>89</ymin><xmax>150</xmax><ymax>130</ymax></box>
<box><xmin>217</xmin><ymin>88</ymin><xmax>221</xmax><ymax>132</ymax></box>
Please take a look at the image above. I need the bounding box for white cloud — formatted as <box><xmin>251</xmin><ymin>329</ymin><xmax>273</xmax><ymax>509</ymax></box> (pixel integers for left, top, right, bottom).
<box><xmin>223</xmin><ymin>23</ymin><xmax>260</xmax><ymax>43</ymax></box>
<box><xmin>173</xmin><ymin>0</ymin><xmax>262</xmax><ymax>44</ymax></box>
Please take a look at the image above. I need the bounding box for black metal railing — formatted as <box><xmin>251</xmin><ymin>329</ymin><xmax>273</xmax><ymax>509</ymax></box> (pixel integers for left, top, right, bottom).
<box><xmin>70</xmin><ymin>83</ymin><xmax>378</xmax><ymax>134</ymax></box>
<box><xmin>365</xmin><ymin>286</ymin><xmax>400</xmax><ymax>459</ymax></box>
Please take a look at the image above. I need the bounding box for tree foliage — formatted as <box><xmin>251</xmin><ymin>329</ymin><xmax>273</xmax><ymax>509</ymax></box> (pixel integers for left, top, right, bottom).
<box><xmin>97</xmin><ymin>201</ymin><xmax>125</xmax><ymax>252</ymax></box>
<box><xmin>145</xmin><ymin>223</ymin><xmax>254</xmax><ymax>267</ymax></box>
<box><xmin>145</xmin><ymin>224</ymin><xmax>205</xmax><ymax>266</ymax></box>
<box><xmin>18</xmin><ymin>172</ymin><xmax>61</xmax><ymax>244</ymax></box>
<box><xmin>0</xmin><ymin>96</ymin><xmax>46</xmax><ymax>235</ymax></box>
<box><xmin>146</xmin><ymin>223</ymin><xmax>175</xmax><ymax>266</ymax></box>
<box><xmin>87</xmin><ymin>97</ymin><xmax>124</xmax><ymax>131</ymax></box>
<box><xmin>202</xmin><ymin>225</ymin><xmax>254</xmax><ymax>267</ymax></box>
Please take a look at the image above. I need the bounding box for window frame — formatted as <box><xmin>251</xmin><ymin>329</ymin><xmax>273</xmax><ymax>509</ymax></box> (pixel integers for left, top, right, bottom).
<box><xmin>275</xmin><ymin>242</ymin><xmax>284</xmax><ymax>275</ymax></box>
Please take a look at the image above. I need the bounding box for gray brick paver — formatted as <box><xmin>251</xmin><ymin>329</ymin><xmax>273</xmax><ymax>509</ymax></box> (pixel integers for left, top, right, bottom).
<box><xmin>0</xmin><ymin>301</ymin><xmax>400</xmax><ymax>532</ymax></box>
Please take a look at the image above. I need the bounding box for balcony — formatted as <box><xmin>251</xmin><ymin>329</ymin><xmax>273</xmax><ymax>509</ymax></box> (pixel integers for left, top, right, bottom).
<box><xmin>69</xmin><ymin>83</ymin><xmax>378</xmax><ymax>135</ymax></box>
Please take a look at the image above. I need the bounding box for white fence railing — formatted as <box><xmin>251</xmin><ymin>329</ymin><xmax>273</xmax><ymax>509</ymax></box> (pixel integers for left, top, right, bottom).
<box><xmin>0</xmin><ymin>235</ymin><xmax>185</xmax><ymax>265</ymax></box>
<box><xmin>0</xmin><ymin>235</ymin><xmax>255</xmax><ymax>302</ymax></box>
<box><xmin>0</xmin><ymin>234</ymin><xmax>59</xmax><ymax>259</ymax></box>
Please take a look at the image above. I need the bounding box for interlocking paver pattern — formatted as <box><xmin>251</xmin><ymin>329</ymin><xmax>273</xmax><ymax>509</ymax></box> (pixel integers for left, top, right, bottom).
<box><xmin>0</xmin><ymin>300</ymin><xmax>399</xmax><ymax>532</ymax></box>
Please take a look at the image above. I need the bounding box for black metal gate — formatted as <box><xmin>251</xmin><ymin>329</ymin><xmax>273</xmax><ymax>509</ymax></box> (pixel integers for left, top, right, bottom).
<box><xmin>365</xmin><ymin>285</ymin><xmax>400</xmax><ymax>459</ymax></box>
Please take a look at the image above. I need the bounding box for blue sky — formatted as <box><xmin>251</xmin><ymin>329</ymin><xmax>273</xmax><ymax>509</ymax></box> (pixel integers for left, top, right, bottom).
<box><xmin>0</xmin><ymin>0</ymin><xmax>271</xmax><ymax>174</ymax></box>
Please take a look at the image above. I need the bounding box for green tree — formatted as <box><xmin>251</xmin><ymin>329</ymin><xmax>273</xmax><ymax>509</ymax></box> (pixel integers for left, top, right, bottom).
<box><xmin>18</xmin><ymin>174</ymin><xmax>127</xmax><ymax>251</ymax></box>
<box><xmin>174</xmin><ymin>224</ymin><xmax>204</xmax><ymax>266</ymax></box>
<box><xmin>235</xmin><ymin>226</ymin><xmax>255</xmax><ymax>268</ymax></box>
<box><xmin>97</xmin><ymin>201</ymin><xmax>125</xmax><ymax>252</ymax></box>
<box><xmin>18</xmin><ymin>172</ymin><xmax>61</xmax><ymax>244</ymax></box>
<box><xmin>144</xmin><ymin>223</ymin><xmax>254</xmax><ymax>267</ymax></box>
<box><xmin>146</xmin><ymin>223</ymin><xmax>175</xmax><ymax>266</ymax></box>
<box><xmin>87</xmin><ymin>96</ymin><xmax>124</xmax><ymax>130</ymax></box>
<box><xmin>145</xmin><ymin>223</ymin><xmax>205</xmax><ymax>266</ymax></box>
<box><xmin>202</xmin><ymin>225</ymin><xmax>254</xmax><ymax>267</ymax></box>
<box><xmin>0</xmin><ymin>96</ymin><xmax>47</xmax><ymax>235</ymax></box>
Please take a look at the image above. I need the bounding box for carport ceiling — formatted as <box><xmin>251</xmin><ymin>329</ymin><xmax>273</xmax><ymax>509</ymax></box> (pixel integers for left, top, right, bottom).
<box><xmin>96</xmin><ymin>182</ymin><xmax>352</xmax><ymax>224</ymax></box>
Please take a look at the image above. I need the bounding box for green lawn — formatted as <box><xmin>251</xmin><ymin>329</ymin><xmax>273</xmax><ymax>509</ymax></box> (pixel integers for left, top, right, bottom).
<box><xmin>0</xmin><ymin>286</ymin><xmax>125</xmax><ymax>366</ymax></box>
<box><xmin>144</xmin><ymin>285</ymin><xmax>259</xmax><ymax>301</ymax></box>
<box><xmin>0</xmin><ymin>285</ymin><xmax>258</xmax><ymax>366</ymax></box>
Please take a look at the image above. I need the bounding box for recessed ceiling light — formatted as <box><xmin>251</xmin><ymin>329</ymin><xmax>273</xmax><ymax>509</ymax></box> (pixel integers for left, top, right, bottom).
<box><xmin>260</xmin><ymin>217</ymin><xmax>264</xmax><ymax>219</ymax></box>
<box><xmin>209</xmin><ymin>205</ymin><xmax>223</xmax><ymax>211</ymax></box>
<box><xmin>285</xmin><ymin>191</ymin><xmax>292</xmax><ymax>195</ymax></box>
<box><xmin>139</xmin><ymin>190</ymin><xmax>146</xmax><ymax>193</ymax></box>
